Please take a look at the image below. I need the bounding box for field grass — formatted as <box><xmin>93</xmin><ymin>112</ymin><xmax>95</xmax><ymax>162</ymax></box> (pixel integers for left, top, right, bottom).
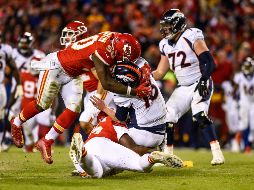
<box><xmin>0</xmin><ymin>147</ymin><xmax>253</xmax><ymax>190</ymax></box>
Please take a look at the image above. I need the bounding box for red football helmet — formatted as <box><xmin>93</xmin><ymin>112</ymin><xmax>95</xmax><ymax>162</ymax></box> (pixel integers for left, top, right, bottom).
<box><xmin>113</xmin><ymin>33</ymin><xmax>141</xmax><ymax>62</ymax></box>
<box><xmin>60</xmin><ymin>21</ymin><xmax>88</xmax><ymax>47</ymax></box>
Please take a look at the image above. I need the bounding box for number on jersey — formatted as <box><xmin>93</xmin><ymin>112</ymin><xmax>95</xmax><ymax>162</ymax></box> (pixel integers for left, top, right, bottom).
<box><xmin>24</xmin><ymin>81</ymin><xmax>36</xmax><ymax>98</ymax></box>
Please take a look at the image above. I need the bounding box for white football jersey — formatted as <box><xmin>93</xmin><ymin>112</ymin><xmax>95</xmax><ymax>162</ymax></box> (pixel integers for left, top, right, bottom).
<box><xmin>0</xmin><ymin>43</ymin><xmax>13</xmax><ymax>83</ymax></box>
<box><xmin>159</xmin><ymin>28</ymin><xmax>204</xmax><ymax>85</ymax></box>
<box><xmin>12</xmin><ymin>48</ymin><xmax>45</xmax><ymax>71</ymax></box>
<box><xmin>113</xmin><ymin>76</ymin><xmax>166</xmax><ymax>128</ymax></box>
<box><xmin>221</xmin><ymin>81</ymin><xmax>234</xmax><ymax>105</ymax></box>
<box><xmin>234</xmin><ymin>72</ymin><xmax>254</xmax><ymax>103</ymax></box>
<box><xmin>11</xmin><ymin>48</ymin><xmax>45</xmax><ymax>92</ymax></box>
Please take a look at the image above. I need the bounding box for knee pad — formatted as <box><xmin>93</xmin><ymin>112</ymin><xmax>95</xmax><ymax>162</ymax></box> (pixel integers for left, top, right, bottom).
<box><xmin>193</xmin><ymin>111</ymin><xmax>212</xmax><ymax>129</ymax></box>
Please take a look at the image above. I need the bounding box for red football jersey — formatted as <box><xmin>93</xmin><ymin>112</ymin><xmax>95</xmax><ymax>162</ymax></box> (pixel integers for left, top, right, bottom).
<box><xmin>86</xmin><ymin>116</ymin><xmax>127</xmax><ymax>143</ymax></box>
<box><xmin>57</xmin><ymin>31</ymin><xmax>117</xmax><ymax>77</ymax></box>
<box><xmin>20</xmin><ymin>71</ymin><xmax>38</xmax><ymax>109</ymax></box>
<box><xmin>81</xmin><ymin>71</ymin><xmax>98</xmax><ymax>92</ymax></box>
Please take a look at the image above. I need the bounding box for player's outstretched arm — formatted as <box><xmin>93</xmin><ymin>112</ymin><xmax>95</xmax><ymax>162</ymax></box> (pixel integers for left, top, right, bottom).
<box><xmin>152</xmin><ymin>55</ymin><xmax>170</xmax><ymax>81</ymax></box>
<box><xmin>92</xmin><ymin>54</ymin><xmax>152</xmax><ymax>99</ymax></box>
<box><xmin>90</xmin><ymin>95</ymin><xmax>119</xmax><ymax>122</ymax></box>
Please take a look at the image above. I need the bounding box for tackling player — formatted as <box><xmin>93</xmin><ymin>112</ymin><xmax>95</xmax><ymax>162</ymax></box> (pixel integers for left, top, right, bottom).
<box><xmin>152</xmin><ymin>9</ymin><xmax>224</xmax><ymax>165</ymax></box>
<box><xmin>10</xmin><ymin>31</ymin><xmax>152</xmax><ymax>164</ymax></box>
<box><xmin>59</xmin><ymin>21</ymin><xmax>113</xmax><ymax>132</ymax></box>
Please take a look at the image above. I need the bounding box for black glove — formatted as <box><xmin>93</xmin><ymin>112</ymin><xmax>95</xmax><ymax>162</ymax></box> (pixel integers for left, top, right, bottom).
<box><xmin>195</xmin><ymin>77</ymin><xmax>208</xmax><ymax>98</ymax></box>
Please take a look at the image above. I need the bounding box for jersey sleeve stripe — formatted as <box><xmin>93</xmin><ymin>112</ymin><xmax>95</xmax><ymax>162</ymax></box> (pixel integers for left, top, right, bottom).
<box><xmin>37</xmin><ymin>70</ymin><xmax>49</xmax><ymax>104</ymax></box>
<box><xmin>94</xmin><ymin>50</ymin><xmax>110</xmax><ymax>66</ymax></box>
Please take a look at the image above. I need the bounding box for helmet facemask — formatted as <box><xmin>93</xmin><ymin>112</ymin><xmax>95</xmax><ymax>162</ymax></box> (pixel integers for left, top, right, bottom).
<box><xmin>160</xmin><ymin>11</ymin><xmax>187</xmax><ymax>40</ymax></box>
<box><xmin>60</xmin><ymin>25</ymin><xmax>87</xmax><ymax>47</ymax></box>
<box><xmin>242</xmin><ymin>57</ymin><xmax>254</xmax><ymax>79</ymax></box>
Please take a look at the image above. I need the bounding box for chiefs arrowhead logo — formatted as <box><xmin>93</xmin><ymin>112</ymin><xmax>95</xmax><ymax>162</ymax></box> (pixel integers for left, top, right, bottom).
<box><xmin>123</xmin><ymin>43</ymin><xmax>131</xmax><ymax>57</ymax></box>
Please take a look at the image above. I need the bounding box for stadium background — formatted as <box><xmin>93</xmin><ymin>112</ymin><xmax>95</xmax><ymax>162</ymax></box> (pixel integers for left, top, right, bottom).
<box><xmin>1</xmin><ymin>0</ymin><xmax>254</xmax><ymax>148</ymax></box>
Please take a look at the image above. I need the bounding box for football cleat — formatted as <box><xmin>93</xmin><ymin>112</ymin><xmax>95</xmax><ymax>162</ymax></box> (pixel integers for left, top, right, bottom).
<box><xmin>69</xmin><ymin>133</ymin><xmax>84</xmax><ymax>164</ymax></box>
<box><xmin>149</xmin><ymin>151</ymin><xmax>183</xmax><ymax>168</ymax></box>
<box><xmin>211</xmin><ymin>142</ymin><xmax>225</xmax><ymax>166</ymax></box>
<box><xmin>10</xmin><ymin>118</ymin><xmax>24</xmax><ymax>148</ymax></box>
<box><xmin>35</xmin><ymin>137</ymin><xmax>54</xmax><ymax>164</ymax></box>
<box><xmin>71</xmin><ymin>170</ymin><xmax>91</xmax><ymax>178</ymax></box>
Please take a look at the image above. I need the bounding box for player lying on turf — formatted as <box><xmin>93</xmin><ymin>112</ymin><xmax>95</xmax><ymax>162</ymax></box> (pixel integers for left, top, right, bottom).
<box><xmin>69</xmin><ymin>115</ymin><xmax>184</xmax><ymax>178</ymax></box>
<box><xmin>91</xmin><ymin>58</ymin><xmax>168</xmax><ymax>149</ymax></box>
<box><xmin>152</xmin><ymin>9</ymin><xmax>224</xmax><ymax>165</ymax></box>
<box><xmin>10</xmin><ymin>31</ymin><xmax>152</xmax><ymax>164</ymax></box>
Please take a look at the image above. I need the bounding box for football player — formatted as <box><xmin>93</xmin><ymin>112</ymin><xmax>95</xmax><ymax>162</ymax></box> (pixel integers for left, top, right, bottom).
<box><xmin>152</xmin><ymin>9</ymin><xmax>224</xmax><ymax>165</ymax></box>
<box><xmin>69</xmin><ymin>110</ymin><xmax>183</xmax><ymax>178</ymax></box>
<box><xmin>233</xmin><ymin>57</ymin><xmax>254</xmax><ymax>153</ymax></box>
<box><xmin>10</xmin><ymin>31</ymin><xmax>152</xmax><ymax>164</ymax></box>
<box><xmin>9</xmin><ymin>32</ymin><xmax>55</xmax><ymax>152</ymax></box>
<box><xmin>91</xmin><ymin>58</ymin><xmax>167</xmax><ymax>149</ymax></box>
<box><xmin>221</xmin><ymin>80</ymin><xmax>240</xmax><ymax>152</ymax></box>
<box><xmin>59</xmin><ymin>21</ymin><xmax>113</xmax><ymax>132</ymax></box>
<box><xmin>0</xmin><ymin>31</ymin><xmax>20</xmax><ymax>152</ymax></box>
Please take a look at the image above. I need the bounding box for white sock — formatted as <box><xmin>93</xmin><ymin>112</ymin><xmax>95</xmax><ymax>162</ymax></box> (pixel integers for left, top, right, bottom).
<box><xmin>0</xmin><ymin>132</ymin><xmax>3</xmax><ymax>143</ymax></box>
<box><xmin>5</xmin><ymin>131</ymin><xmax>11</xmax><ymax>138</ymax></box>
<box><xmin>45</xmin><ymin>127</ymin><xmax>59</xmax><ymax>140</ymax></box>
<box><xmin>14</xmin><ymin>117</ymin><xmax>23</xmax><ymax>127</ymax></box>
<box><xmin>210</xmin><ymin>140</ymin><xmax>220</xmax><ymax>151</ymax></box>
<box><xmin>139</xmin><ymin>154</ymin><xmax>153</xmax><ymax>172</ymax></box>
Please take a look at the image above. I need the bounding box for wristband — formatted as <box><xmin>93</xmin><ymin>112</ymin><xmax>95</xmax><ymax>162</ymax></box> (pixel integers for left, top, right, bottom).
<box><xmin>126</xmin><ymin>86</ymin><xmax>131</xmax><ymax>96</ymax></box>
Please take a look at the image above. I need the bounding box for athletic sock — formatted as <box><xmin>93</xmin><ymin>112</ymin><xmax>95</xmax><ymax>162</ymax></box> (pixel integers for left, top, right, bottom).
<box><xmin>14</xmin><ymin>100</ymin><xmax>41</xmax><ymax>126</ymax></box>
<box><xmin>202</xmin><ymin>123</ymin><xmax>217</xmax><ymax>143</ymax></box>
<box><xmin>45</xmin><ymin>108</ymin><xmax>79</xmax><ymax>140</ymax></box>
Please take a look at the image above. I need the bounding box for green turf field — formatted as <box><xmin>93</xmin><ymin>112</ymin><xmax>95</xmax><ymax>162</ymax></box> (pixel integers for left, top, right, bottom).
<box><xmin>0</xmin><ymin>147</ymin><xmax>253</xmax><ymax>190</ymax></box>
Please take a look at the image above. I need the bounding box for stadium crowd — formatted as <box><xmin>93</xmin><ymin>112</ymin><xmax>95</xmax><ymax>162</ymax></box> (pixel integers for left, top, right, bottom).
<box><xmin>0</xmin><ymin>0</ymin><xmax>254</xmax><ymax>150</ymax></box>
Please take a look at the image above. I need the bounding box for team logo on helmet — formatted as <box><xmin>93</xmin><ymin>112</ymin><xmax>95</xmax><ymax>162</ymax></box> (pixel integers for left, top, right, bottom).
<box><xmin>123</xmin><ymin>43</ymin><xmax>132</xmax><ymax>57</ymax></box>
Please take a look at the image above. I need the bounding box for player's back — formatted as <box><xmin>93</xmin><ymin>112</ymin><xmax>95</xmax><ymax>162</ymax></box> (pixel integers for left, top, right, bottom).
<box><xmin>159</xmin><ymin>28</ymin><xmax>203</xmax><ymax>86</ymax></box>
<box><xmin>86</xmin><ymin>116</ymin><xmax>127</xmax><ymax>143</ymax></box>
<box><xmin>57</xmin><ymin>31</ymin><xmax>116</xmax><ymax>77</ymax></box>
<box><xmin>0</xmin><ymin>43</ymin><xmax>13</xmax><ymax>83</ymax></box>
<box><xmin>113</xmin><ymin>76</ymin><xmax>167</xmax><ymax>128</ymax></box>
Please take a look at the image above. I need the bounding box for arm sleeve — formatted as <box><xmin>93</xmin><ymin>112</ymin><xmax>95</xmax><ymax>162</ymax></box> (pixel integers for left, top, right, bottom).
<box><xmin>198</xmin><ymin>51</ymin><xmax>216</xmax><ymax>80</ymax></box>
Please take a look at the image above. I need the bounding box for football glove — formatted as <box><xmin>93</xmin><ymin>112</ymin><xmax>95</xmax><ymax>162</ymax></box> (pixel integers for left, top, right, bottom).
<box><xmin>135</xmin><ymin>81</ymin><xmax>152</xmax><ymax>99</ymax></box>
<box><xmin>140</xmin><ymin>63</ymin><xmax>151</xmax><ymax>85</ymax></box>
<box><xmin>195</xmin><ymin>77</ymin><xmax>208</xmax><ymax>98</ymax></box>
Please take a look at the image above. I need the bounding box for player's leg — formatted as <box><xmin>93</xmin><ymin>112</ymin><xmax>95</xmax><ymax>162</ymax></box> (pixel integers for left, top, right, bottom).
<box><xmin>22</xmin><ymin>117</ymin><xmax>36</xmax><ymax>152</ymax></box>
<box><xmin>0</xmin><ymin>83</ymin><xmax>7</xmax><ymax>151</ymax></box>
<box><xmin>36</xmin><ymin>77</ymin><xmax>82</xmax><ymax>164</ymax></box>
<box><xmin>164</xmin><ymin>86</ymin><xmax>193</xmax><ymax>154</ymax></box>
<box><xmin>36</xmin><ymin>108</ymin><xmax>55</xmax><ymax>140</ymax></box>
<box><xmin>191</xmin><ymin>80</ymin><xmax>224</xmax><ymax>165</ymax></box>
<box><xmin>128</xmin><ymin>127</ymin><xmax>165</xmax><ymax>148</ymax></box>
